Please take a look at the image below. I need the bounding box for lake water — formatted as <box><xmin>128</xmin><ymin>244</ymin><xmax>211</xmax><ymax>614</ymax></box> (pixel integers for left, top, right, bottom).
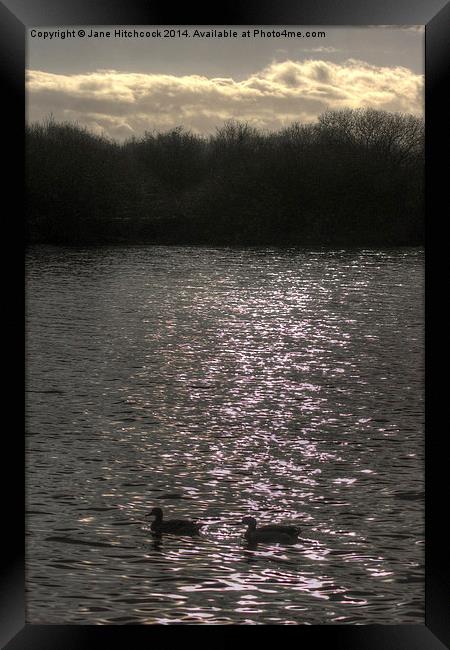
<box><xmin>25</xmin><ymin>245</ymin><xmax>424</xmax><ymax>625</ymax></box>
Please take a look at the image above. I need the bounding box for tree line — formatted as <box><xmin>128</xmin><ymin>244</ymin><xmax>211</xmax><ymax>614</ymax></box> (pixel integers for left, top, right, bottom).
<box><xmin>26</xmin><ymin>108</ymin><xmax>424</xmax><ymax>246</ymax></box>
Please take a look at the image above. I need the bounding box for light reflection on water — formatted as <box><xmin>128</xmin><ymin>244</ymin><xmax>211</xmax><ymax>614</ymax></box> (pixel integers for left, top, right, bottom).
<box><xmin>26</xmin><ymin>246</ymin><xmax>424</xmax><ymax>624</ymax></box>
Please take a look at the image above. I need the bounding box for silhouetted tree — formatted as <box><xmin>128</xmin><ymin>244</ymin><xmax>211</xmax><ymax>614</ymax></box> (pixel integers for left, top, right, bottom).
<box><xmin>26</xmin><ymin>109</ymin><xmax>424</xmax><ymax>246</ymax></box>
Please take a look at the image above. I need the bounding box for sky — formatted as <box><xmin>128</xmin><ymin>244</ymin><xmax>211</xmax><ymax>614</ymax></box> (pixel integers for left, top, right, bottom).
<box><xmin>26</xmin><ymin>25</ymin><xmax>424</xmax><ymax>140</ymax></box>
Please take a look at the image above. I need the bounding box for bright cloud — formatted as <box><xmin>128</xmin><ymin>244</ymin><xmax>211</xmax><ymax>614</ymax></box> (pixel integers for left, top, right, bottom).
<box><xmin>26</xmin><ymin>59</ymin><xmax>423</xmax><ymax>140</ymax></box>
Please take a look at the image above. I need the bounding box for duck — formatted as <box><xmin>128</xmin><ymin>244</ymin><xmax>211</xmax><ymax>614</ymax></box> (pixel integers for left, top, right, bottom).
<box><xmin>242</xmin><ymin>516</ymin><xmax>300</xmax><ymax>545</ymax></box>
<box><xmin>147</xmin><ymin>507</ymin><xmax>203</xmax><ymax>536</ymax></box>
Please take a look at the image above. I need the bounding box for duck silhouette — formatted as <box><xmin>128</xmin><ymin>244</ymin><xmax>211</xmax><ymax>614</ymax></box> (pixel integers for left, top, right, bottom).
<box><xmin>242</xmin><ymin>516</ymin><xmax>300</xmax><ymax>545</ymax></box>
<box><xmin>147</xmin><ymin>507</ymin><xmax>203</xmax><ymax>536</ymax></box>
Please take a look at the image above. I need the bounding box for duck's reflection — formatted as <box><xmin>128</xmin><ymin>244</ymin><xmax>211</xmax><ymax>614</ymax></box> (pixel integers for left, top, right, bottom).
<box><xmin>149</xmin><ymin>537</ymin><xmax>164</xmax><ymax>553</ymax></box>
<box><xmin>242</xmin><ymin>546</ymin><xmax>259</xmax><ymax>562</ymax></box>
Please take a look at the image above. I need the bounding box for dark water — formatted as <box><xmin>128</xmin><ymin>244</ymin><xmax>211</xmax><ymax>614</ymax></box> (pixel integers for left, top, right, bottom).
<box><xmin>25</xmin><ymin>245</ymin><xmax>424</xmax><ymax>625</ymax></box>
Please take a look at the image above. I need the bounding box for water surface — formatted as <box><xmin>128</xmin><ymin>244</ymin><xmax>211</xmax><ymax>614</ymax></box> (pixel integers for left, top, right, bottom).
<box><xmin>26</xmin><ymin>246</ymin><xmax>424</xmax><ymax>624</ymax></box>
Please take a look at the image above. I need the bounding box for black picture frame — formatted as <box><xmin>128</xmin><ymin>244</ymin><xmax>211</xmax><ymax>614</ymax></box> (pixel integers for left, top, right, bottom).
<box><xmin>2</xmin><ymin>0</ymin><xmax>448</xmax><ymax>646</ymax></box>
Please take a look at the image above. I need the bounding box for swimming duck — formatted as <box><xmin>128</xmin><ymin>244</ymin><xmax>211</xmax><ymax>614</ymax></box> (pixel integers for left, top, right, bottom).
<box><xmin>242</xmin><ymin>516</ymin><xmax>300</xmax><ymax>545</ymax></box>
<box><xmin>147</xmin><ymin>507</ymin><xmax>203</xmax><ymax>536</ymax></box>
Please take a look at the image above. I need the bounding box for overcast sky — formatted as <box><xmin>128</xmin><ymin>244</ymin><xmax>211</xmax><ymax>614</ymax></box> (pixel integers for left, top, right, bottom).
<box><xmin>26</xmin><ymin>25</ymin><xmax>424</xmax><ymax>140</ymax></box>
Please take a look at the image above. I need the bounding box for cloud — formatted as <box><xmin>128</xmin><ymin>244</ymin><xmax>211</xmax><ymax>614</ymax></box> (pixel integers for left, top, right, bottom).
<box><xmin>26</xmin><ymin>59</ymin><xmax>423</xmax><ymax>140</ymax></box>
<box><xmin>298</xmin><ymin>46</ymin><xmax>340</xmax><ymax>53</ymax></box>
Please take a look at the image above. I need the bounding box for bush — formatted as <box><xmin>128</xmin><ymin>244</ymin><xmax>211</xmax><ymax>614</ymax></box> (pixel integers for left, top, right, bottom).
<box><xmin>26</xmin><ymin>109</ymin><xmax>424</xmax><ymax>246</ymax></box>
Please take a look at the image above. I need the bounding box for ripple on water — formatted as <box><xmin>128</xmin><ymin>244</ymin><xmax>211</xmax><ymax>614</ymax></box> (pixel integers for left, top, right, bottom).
<box><xmin>26</xmin><ymin>246</ymin><xmax>424</xmax><ymax>624</ymax></box>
